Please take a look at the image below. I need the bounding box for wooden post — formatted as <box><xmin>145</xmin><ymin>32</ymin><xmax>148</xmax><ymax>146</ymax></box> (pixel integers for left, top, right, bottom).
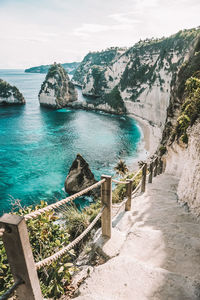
<box><xmin>148</xmin><ymin>161</ymin><xmax>153</xmax><ymax>183</ymax></box>
<box><xmin>141</xmin><ymin>163</ymin><xmax>147</xmax><ymax>193</ymax></box>
<box><xmin>154</xmin><ymin>157</ymin><xmax>158</xmax><ymax>177</ymax></box>
<box><xmin>125</xmin><ymin>180</ymin><xmax>133</xmax><ymax>211</ymax></box>
<box><xmin>101</xmin><ymin>175</ymin><xmax>112</xmax><ymax>238</ymax></box>
<box><xmin>0</xmin><ymin>214</ymin><xmax>43</xmax><ymax>300</ymax></box>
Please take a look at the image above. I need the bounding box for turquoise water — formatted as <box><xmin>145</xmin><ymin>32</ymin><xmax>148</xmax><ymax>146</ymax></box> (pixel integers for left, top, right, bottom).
<box><xmin>0</xmin><ymin>70</ymin><xmax>141</xmax><ymax>215</ymax></box>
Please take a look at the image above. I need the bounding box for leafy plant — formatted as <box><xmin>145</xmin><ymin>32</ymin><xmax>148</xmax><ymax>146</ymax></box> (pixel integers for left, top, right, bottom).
<box><xmin>175</xmin><ymin>76</ymin><xmax>200</xmax><ymax>143</ymax></box>
<box><xmin>114</xmin><ymin>160</ymin><xmax>129</xmax><ymax>177</ymax></box>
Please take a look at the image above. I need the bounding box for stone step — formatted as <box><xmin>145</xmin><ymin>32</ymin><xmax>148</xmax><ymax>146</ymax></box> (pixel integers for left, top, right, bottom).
<box><xmin>76</xmin><ymin>256</ymin><xmax>200</xmax><ymax>300</ymax></box>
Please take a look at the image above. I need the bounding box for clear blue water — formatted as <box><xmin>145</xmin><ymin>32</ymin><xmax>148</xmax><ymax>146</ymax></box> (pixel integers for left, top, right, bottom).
<box><xmin>0</xmin><ymin>70</ymin><xmax>141</xmax><ymax>215</ymax></box>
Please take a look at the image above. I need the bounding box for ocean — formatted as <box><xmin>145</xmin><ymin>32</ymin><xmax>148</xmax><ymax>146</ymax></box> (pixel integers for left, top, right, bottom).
<box><xmin>0</xmin><ymin>69</ymin><xmax>142</xmax><ymax>214</ymax></box>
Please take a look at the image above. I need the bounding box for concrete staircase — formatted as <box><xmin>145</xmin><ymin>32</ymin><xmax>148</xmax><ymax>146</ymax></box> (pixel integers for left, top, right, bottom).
<box><xmin>75</xmin><ymin>173</ymin><xmax>200</xmax><ymax>300</ymax></box>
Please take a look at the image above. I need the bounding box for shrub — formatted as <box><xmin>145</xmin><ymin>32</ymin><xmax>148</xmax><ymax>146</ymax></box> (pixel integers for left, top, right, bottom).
<box><xmin>0</xmin><ymin>201</ymin><xmax>75</xmax><ymax>299</ymax></box>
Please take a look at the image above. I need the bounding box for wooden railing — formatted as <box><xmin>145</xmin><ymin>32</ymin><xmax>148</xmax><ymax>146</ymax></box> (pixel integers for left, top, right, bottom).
<box><xmin>0</xmin><ymin>156</ymin><xmax>164</xmax><ymax>300</ymax></box>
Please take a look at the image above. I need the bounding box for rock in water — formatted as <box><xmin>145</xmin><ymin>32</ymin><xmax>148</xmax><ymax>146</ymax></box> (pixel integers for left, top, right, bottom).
<box><xmin>65</xmin><ymin>154</ymin><xmax>97</xmax><ymax>195</ymax></box>
<box><xmin>38</xmin><ymin>62</ymin><xmax>77</xmax><ymax>108</ymax></box>
<box><xmin>0</xmin><ymin>79</ymin><xmax>25</xmax><ymax>105</ymax></box>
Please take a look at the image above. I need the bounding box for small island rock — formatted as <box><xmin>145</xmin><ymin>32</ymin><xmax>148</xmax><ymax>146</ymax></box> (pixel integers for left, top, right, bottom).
<box><xmin>65</xmin><ymin>154</ymin><xmax>97</xmax><ymax>195</ymax></box>
<box><xmin>0</xmin><ymin>79</ymin><xmax>25</xmax><ymax>105</ymax></box>
<box><xmin>39</xmin><ymin>63</ymin><xmax>77</xmax><ymax>108</ymax></box>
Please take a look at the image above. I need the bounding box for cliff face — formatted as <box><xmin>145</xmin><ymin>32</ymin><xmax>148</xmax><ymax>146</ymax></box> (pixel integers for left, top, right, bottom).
<box><xmin>0</xmin><ymin>79</ymin><xmax>25</xmax><ymax>105</ymax></box>
<box><xmin>161</xmin><ymin>38</ymin><xmax>200</xmax><ymax>215</ymax></box>
<box><xmin>73</xmin><ymin>28</ymin><xmax>200</xmax><ymax>138</ymax></box>
<box><xmin>72</xmin><ymin>47</ymin><xmax>127</xmax><ymax>89</ymax></box>
<box><xmin>39</xmin><ymin>63</ymin><xmax>77</xmax><ymax>108</ymax></box>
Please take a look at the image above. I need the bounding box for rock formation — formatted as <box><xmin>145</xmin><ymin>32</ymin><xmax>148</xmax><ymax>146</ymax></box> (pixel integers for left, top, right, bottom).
<box><xmin>73</xmin><ymin>28</ymin><xmax>200</xmax><ymax>139</ymax></box>
<box><xmin>39</xmin><ymin>63</ymin><xmax>77</xmax><ymax>108</ymax></box>
<box><xmin>160</xmin><ymin>36</ymin><xmax>200</xmax><ymax>215</ymax></box>
<box><xmin>65</xmin><ymin>154</ymin><xmax>97</xmax><ymax>195</ymax></box>
<box><xmin>0</xmin><ymin>79</ymin><xmax>25</xmax><ymax>105</ymax></box>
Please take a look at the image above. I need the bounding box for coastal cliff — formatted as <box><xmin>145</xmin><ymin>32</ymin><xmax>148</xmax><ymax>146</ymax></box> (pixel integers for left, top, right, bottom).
<box><xmin>73</xmin><ymin>28</ymin><xmax>200</xmax><ymax>141</ymax></box>
<box><xmin>161</xmin><ymin>38</ymin><xmax>200</xmax><ymax>215</ymax></box>
<box><xmin>39</xmin><ymin>63</ymin><xmax>77</xmax><ymax>108</ymax></box>
<box><xmin>0</xmin><ymin>79</ymin><xmax>25</xmax><ymax>105</ymax></box>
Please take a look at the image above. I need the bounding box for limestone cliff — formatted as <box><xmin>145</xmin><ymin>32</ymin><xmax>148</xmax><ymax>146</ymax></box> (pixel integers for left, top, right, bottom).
<box><xmin>72</xmin><ymin>47</ymin><xmax>127</xmax><ymax>88</ymax></box>
<box><xmin>39</xmin><ymin>63</ymin><xmax>77</xmax><ymax>108</ymax></box>
<box><xmin>160</xmin><ymin>38</ymin><xmax>200</xmax><ymax>215</ymax></box>
<box><xmin>73</xmin><ymin>28</ymin><xmax>200</xmax><ymax>139</ymax></box>
<box><xmin>0</xmin><ymin>79</ymin><xmax>25</xmax><ymax>105</ymax></box>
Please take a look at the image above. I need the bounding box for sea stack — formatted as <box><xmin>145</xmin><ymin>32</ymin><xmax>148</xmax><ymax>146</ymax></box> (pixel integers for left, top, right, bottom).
<box><xmin>38</xmin><ymin>62</ymin><xmax>77</xmax><ymax>108</ymax></box>
<box><xmin>65</xmin><ymin>154</ymin><xmax>97</xmax><ymax>195</ymax></box>
<box><xmin>0</xmin><ymin>79</ymin><xmax>25</xmax><ymax>105</ymax></box>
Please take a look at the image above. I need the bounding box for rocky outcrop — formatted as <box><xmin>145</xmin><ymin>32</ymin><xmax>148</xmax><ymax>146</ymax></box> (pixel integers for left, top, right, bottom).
<box><xmin>0</xmin><ymin>79</ymin><xmax>25</xmax><ymax>105</ymax></box>
<box><xmin>73</xmin><ymin>28</ymin><xmax>200</xmax><ymax>140</ymax></box>
<box><xmin>39</xmin><ymin>63</ymin><xmax>77</xmax><ymax>108</ymax></box>
<box><xmin>65</xmin><ymin>154</ymin><xmax>97</xmax><ymax>195</ymax></box>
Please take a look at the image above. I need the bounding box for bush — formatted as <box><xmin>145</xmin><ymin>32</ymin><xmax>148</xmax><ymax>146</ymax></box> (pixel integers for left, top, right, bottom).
<box><xmin>112</xmin><ymin>171</ymin><xmax>142</xmax><ymax>203</ymax></box>
<box><xmin>0</xmin><ymin>201</ymin><xmax>75</xmax><ymax>299</ymax></box>
<box><xmin>175</xmin><ymin>76</ymin><xmax>200</xmax><ymax>143</ymax></box>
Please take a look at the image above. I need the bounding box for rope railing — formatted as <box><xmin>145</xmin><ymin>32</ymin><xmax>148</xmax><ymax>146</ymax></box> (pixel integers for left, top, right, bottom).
<box><xmin>35</xmin><ymin>206</ymin><xmax>105</xmax><ymax>270</ymax></box>
<box><xmin>132</xmin><ymin>181</ymin><xmax>142</xmax><ymax>195</ymax></box>
<box><xmin>25</xmin><ymin>179</ymin><xmax>105</xmax><ymax>220</ymax></box>
<box><xmin>112</xmin><ymin>179</ymin><xmax>142</xmax><ymax>209</ymax></box>
<box><xmin>0</xmin><ymin>156</ymin><xmax>164</xmax><ymax>299</ymax></box>
<box><xmin>112</xmin><ymin>179</ymin><xmax>128</xmax><ymax>184</ymax></box>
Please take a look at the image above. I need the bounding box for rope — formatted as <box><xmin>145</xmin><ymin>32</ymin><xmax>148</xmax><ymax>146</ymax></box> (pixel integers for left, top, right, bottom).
<box><xmin>112</xmin><ymin>179</ymin><xmax>128</xmax><ymax>184</ymax></box>
<box><xmin>25</xmin><ymin>179</ymin><xmax>105</xmax><ymax>220</ymax></box>
<box><xmin>132</xmin><ymin>181</ymin><xmax>142</xmax><ymax>195</ymax></box>
<box><xmin>129</xmin><ymin>166</ymin><xmax>143</xmax><ymax>181</ymax></box>
<box><xmin>112</xmin><ymin>197</ymin><xmax>128</xmax><ymax>209</ymax></box>
<box><xmin>35</xmin><ymin>206</ymin><xmax>105</xmax><ymax>270</ymax></box>
<box><xmin>0</xmin><ymin>228</ymin><xmax>5</xmax><ymax>237</ymax></box>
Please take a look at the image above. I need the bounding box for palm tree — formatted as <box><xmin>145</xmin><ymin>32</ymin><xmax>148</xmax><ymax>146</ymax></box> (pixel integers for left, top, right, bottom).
<box><xmin>114</xmin><ymin>160</ymin><xmax>128</xmax><ymax>177</ymax></box>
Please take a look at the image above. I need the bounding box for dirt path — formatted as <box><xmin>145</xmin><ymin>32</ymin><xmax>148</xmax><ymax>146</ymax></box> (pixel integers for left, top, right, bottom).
<box><xmin>75</xmin><ymin>173</ymin><xmax>200</xmax><ymax>300</ymax></box>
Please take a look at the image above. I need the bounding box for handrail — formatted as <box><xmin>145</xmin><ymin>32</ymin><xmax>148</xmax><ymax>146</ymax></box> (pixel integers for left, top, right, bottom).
<box><xmin>112</xmin><ymin>179</ymin><xmax>128</xmax><ymax>184</ymax></box>
<box><xmin>25</xmin><ymin>179</ymin><xmax>105</xmax><ymax>220</ymax></box>
<box><xmin>35</xmin><ymin>206</ymin><xmax>105</xmax><ymax>270</ymax></box>
<box><xmin>0</xmin><ymin>155</ymin><xmax>164</xmax><ymax>300</ymax></box>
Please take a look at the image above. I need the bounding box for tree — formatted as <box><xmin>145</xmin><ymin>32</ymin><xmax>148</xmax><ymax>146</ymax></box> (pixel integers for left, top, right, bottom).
<box><xmin>114</xmin><ymin>160</ymin><xmax>128</xmax><ymax>177</ymax></box>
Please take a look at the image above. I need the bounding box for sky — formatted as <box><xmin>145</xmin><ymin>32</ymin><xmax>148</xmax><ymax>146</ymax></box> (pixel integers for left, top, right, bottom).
<box><xmin>0</xmin><ymin>0</ymin><xmax>200</xmax><ymax>69</ymax></box>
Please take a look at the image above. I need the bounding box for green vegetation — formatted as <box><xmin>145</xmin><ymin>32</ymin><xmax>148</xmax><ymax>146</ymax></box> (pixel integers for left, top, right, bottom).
<box><xmin>120</xmin><ymin>27</ymin><xmax>200</xmax><ymax>94</ymax></box>
<box><xmin>175</xmin><ymin>75</ymin><xmax>200</xmax><ymax>143</ymax></box>
<box><xmin>159</xmin><ymin>145</ymin><xmax>167</xmax><ymax>156</ymax></box>
<box><xmin>112</xmin><ymin>171</ymin><xmax>142</xmax><ymax>203</ymax></box>
<box><xmin>0</xmin><ymin>79</ymin><xmax>24</xmax><ymax>103</ymax></box>
<box><xmin>25</xmin><ymin>62</ymin><xmax>80</xmax><ymax>75</ymax></box>
<box><xmin>114</xmin><ymin>160</ymin><xmax>129</xmax><ymax>177</ymax></box>
<box><xmin>0</xmin><ymin>200</ymin><xmax>102</xmax><ymax>299</ymax></box>
<box><xmin>39</xmin><ymin>63</ymin><xmax>72</xmax><ymax>103</ymax></box>
<box><xmin>103</xmin><ymin>86</ymin><xmax>126</xmax><ymax>112</ymax></box>
<box><xmin>73</xmin><ymin>47</ymin><xmax>126</xmax><ymax>85</ymax></box>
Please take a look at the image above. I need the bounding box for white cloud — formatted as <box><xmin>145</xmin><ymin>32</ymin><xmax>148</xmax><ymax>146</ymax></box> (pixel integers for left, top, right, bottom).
<box><xmin>0</xmin><ymin>0</ymin><xmax>200</xmax><ymax>68</ymax></box>
<box><xmin>73</xmin><ymin>23</ymin><xmax>110</xmax><ymax>38</ymax></box>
